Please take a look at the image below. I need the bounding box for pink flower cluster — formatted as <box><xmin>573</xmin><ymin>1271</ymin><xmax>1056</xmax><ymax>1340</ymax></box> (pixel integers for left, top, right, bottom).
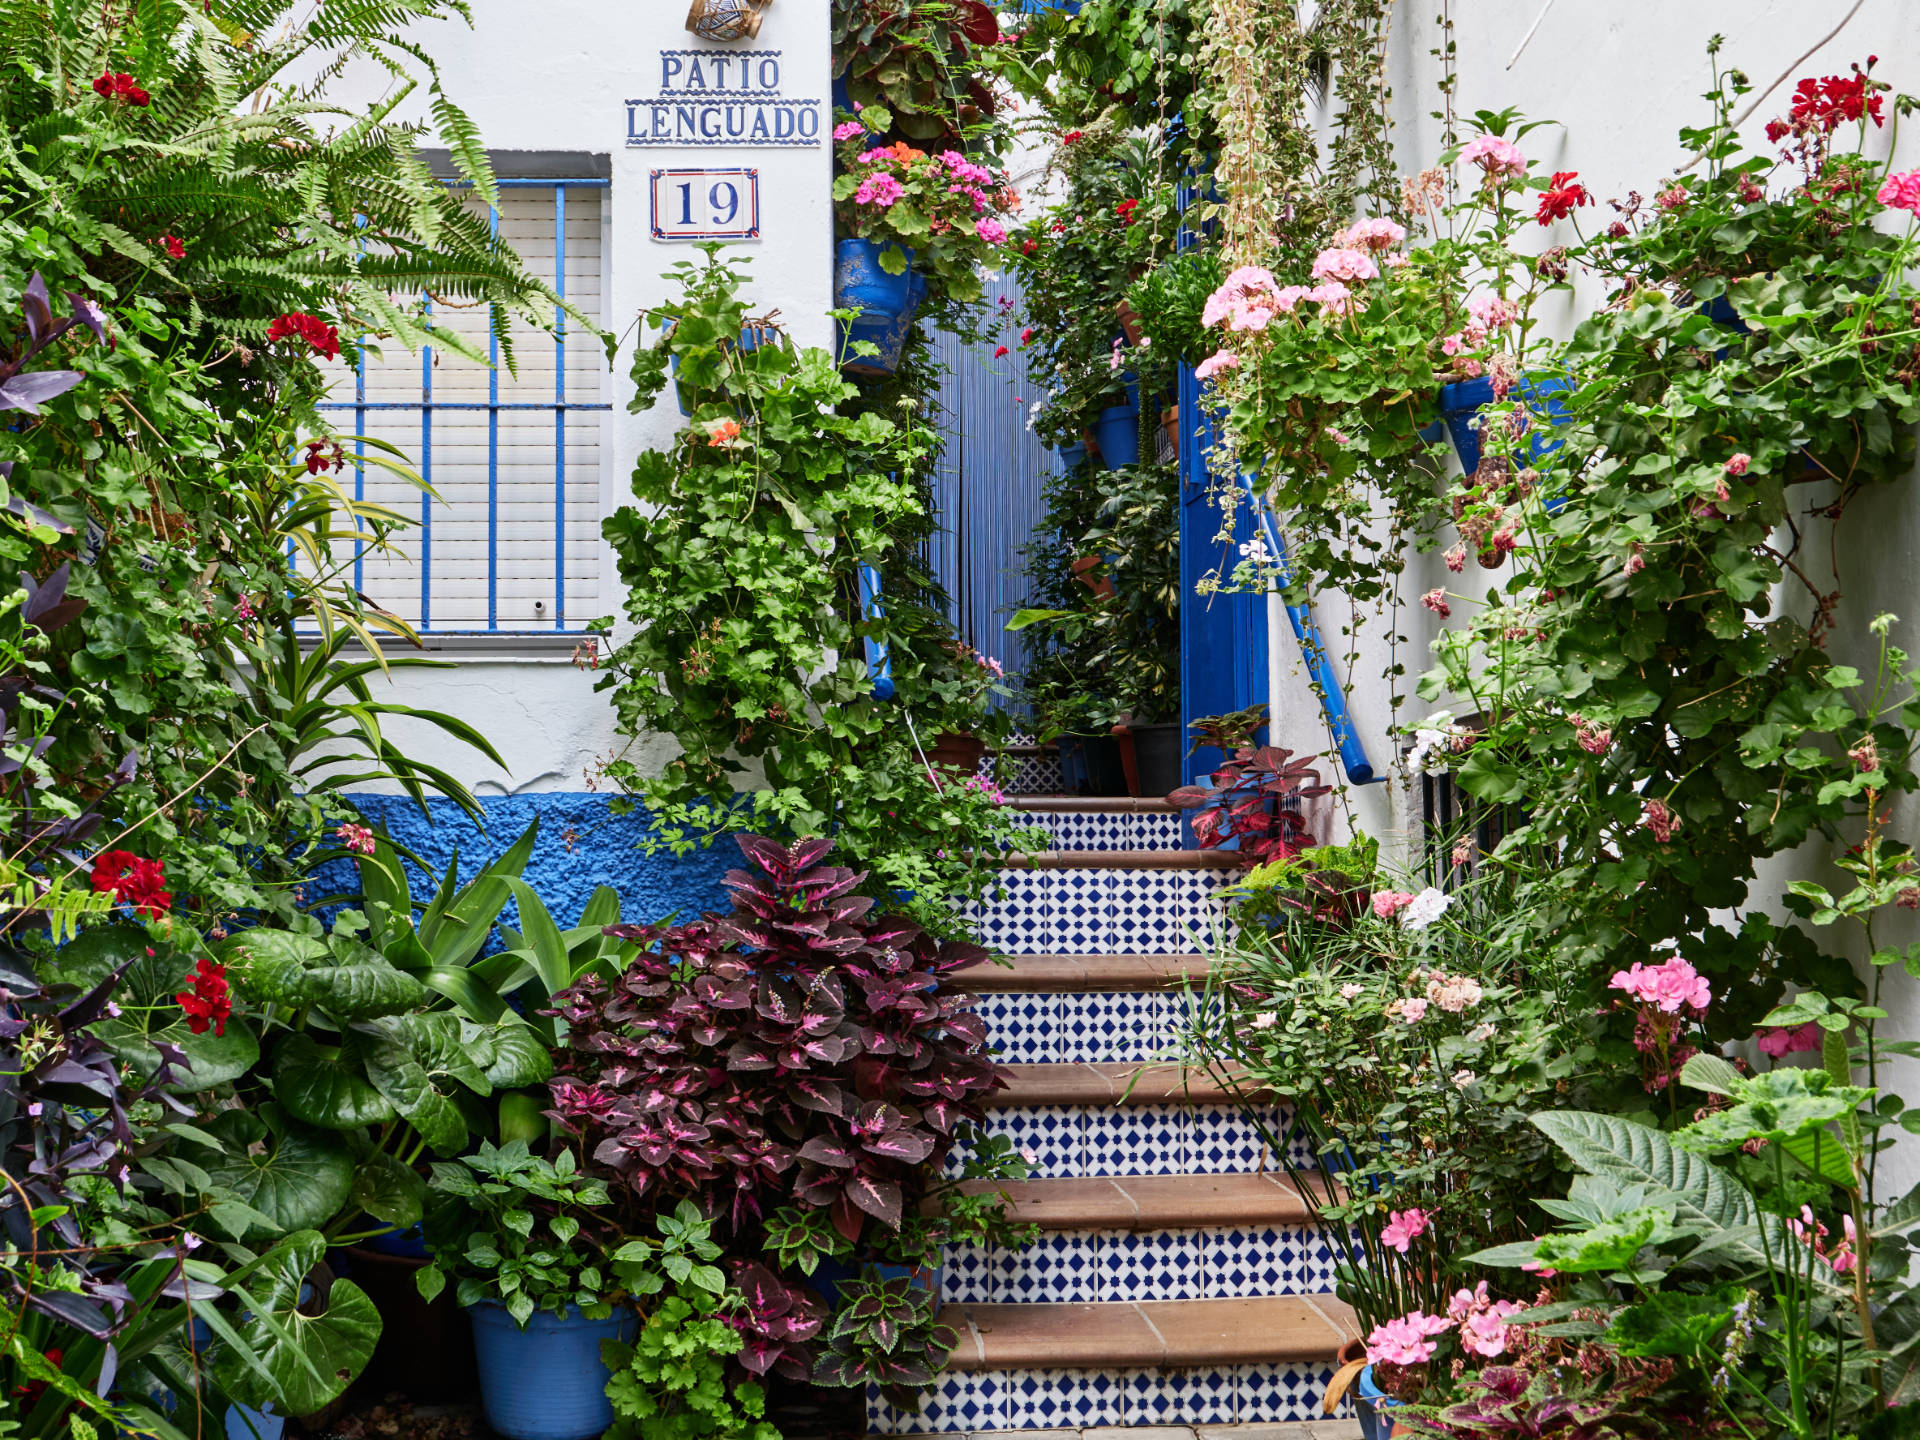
<box><xmin>1879</xmin><ymin>170</ymin><xmax>1920</xmax><ymax>215</ymax></box>
<box><xmin>1201</xmin><ymin>267</ymin><xmax>1292</xmax><ymax>332</ymax></box>
<box><xmin>1421</xmin><ymin>968</ymin><xmax>1484</xmax><ymax>1013</ymax></box>
<box><xmin>854</xmin><ymin>172</ymin><xmax>905</xmax><ymax>208</ymax></box>
<box><xmin>1756</xmin><ymin>1021</ymin><xmax>1823</xmax><ymax>1057</ymax></box>
<box><xmin>976</xmin><ymin>218</ymin><xmax>1008</xmax><ymax>244</ymax></box>
<box><xmin>1337</xmin><ymin>217</ymin><xmax>1407</xmax><ymax>252</ymax></box>
<box><xmin>1310</xmin><ymin>246</ymin><xmax>1378</xmax><ymax>283</ymax></box>
<box><xmin>1365</xmin><ymin>1309</ymin><xmax>1453</xmax><ymax>1367</ymax></box>
<box><xmin>1449</xmin><ymin>1282</ymin><xmax>1524</xmax><ymax>1358</ymax></box>
<box><xmin>1380</xmin><ymin>1208</ymin><xmax>1430</xmax><ymax>1252</ymax></box>
<box><xmin>832</xmin><ymin>120</ymin><xmax>867</xmax><ymax>142</ymax></box>
<box><xmin>1609</xmin><ymin>955</ymin><xmax>1710</xmax><ymax>1015</ymax></box>
<box><xmin>1789</xmin><ymin>1207</ymin><xmax>1858</xmax><ymax>1275</ymax></box>
<box><xmin>1460</xmin><ymin>135</ymin><xmax>1527</xmax><ymax>178</ymax></box>
<box><xmin>1195</xmin><ymin>349</ymin><xmax>1240</xmax><ymax>381</ymax></box>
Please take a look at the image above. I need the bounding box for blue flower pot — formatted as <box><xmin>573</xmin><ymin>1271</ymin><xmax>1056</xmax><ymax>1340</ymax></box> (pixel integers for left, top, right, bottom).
<box><xmin>1057</xmin><ymin>439</ymin><xmax>1088</xmax><ymax>470</ymax></box>
<box><xmin>836</xmin><ymin>237</ymin><xmax>922</xmax><ymax>376</ymax></box>
<box><xmin>1355</xmin><ymin>1365</ymin><xmax>1403</xmax><ymax>1440</ymax></box>
<box><xmin>662</xmin><ymin>318</ymin><xmax>785</xmax><ymax>417</ymax></box>
<box><xmin>1437</xmin><ymin>373</ymin><xmax>1572</xmax><ymax>511</ymax></box>
<box><xmin>367</xmin><ymin>1222</ymin><xmax>429</xmax><ymax>1259</ymax></box>
<box><xmin>468</xmin><ymin>1301</ymin><xmax>639</xmax><ymax>1440</ymax></box>
<box><xmin>1093</xmin><ymin>399</ymin><xmax>1139</xmax><ymax>468</ymax></box>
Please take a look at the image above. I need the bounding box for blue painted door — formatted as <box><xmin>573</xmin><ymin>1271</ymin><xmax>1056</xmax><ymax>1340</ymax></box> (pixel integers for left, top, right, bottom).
<box><xmin>1177</xmin><ymin>365</ymin><xmax>1267</xmax><ymax>788</ymax></box>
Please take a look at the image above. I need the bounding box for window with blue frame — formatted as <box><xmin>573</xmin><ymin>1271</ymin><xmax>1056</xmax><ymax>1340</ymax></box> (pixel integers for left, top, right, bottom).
<box><xmin>317</xmin><ymin>177</ymin><xmax>610</xmax><ymax>635</ymax></box>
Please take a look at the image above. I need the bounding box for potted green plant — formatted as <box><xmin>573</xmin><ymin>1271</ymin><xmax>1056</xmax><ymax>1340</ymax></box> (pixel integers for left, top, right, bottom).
<box><xmin>416</xmin><ymin>1142</ymin><xmax>706</xmax><ymax>1440</ymax></box>
<box><xmin>830</xmin><ymin>110</ymin><xmax>1014</xmax><ymax>373</ymax></box>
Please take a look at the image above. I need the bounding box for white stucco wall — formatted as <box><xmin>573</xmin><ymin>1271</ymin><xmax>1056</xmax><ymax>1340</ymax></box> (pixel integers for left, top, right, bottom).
<box><xmin>318</xmin><ymin>0</ymin><xmax>832</xmax><ymax>793</ymax></box>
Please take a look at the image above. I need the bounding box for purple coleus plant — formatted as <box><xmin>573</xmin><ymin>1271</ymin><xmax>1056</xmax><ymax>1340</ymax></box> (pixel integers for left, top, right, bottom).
<box><xmin>543</xmin><ymin>834</ymin><xmax>1005</xmax><ymax>1242</ymax></box>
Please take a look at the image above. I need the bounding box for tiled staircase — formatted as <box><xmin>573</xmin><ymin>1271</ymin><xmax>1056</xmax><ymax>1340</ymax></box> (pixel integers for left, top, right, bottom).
<box><xmin>868</xmin><ymin>798</ymin><xmax>1360</xmax><ymax>1435</ymax></box>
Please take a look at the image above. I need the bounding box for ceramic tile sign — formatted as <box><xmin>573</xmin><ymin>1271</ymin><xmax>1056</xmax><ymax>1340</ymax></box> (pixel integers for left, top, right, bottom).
<box><xmin>650</xmin><ymin>167</ymin><xmax>761</xmax><ymax>240</ymax></box>
<box><xmin>626</xmin><ymin>49</ymin><xmax>822</xmax><ymax>148</ymax></box>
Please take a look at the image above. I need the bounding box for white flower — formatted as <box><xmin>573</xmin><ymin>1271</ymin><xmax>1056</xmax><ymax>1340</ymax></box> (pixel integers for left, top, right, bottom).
<box><xmin>1401</xmin><ymin>887</ymin><xmax>1453</xmax><ymax>931</ymax></box>
<box><xmin>1451</xmin><ymin>1068</ymin><xmax>1476</xmax><ymax>1089</ymax></box>
<box><xmin>1238</xmin><ymin>535</ymin><xmax>1272</xmax><ymax>565</ymax></box>
<box><xmin>1251</xmin><ymin>1012</ymin><xmax>1278</xmax><ymax>1030</ymax></box>
<box><xmin>1339</xmin><ymin>982</ymin><xmax>1365</xmax><ymax>1000</ymax></box>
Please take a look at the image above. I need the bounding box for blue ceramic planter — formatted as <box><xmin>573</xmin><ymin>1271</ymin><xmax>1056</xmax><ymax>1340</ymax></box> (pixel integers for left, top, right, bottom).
<box><xmin>468</xmin><ymin>1301</ymin><xmax>639</xmax><ymax>1440</ymax></box>
<box><xmin>835</xmin><ymin>237</ymin><xmax>923</xmax><ymax>375</ymax></box>
<box><xmin>367</xmin><ymin>1222</ymin><xmax>429</xmax><ymax>1259</ymax></box>
<box><xmin>1057</xmin><ymin>439</ymin><xmax>1088</xmax><ymax>470</ymax></box>
<box><xmin>1093</xmin><ymin>401</ymin><xmax>1139</xmax><ymax>468</ymax></box>
<box><xmin>662</xmin><ymin>318</ymin><xmax>784</xmax><ymax>417</ymax></box>
<box><xmin>1437</xmin><ymin>374</ymin><xmax>1572</xmax><ymax>513</ymax></box>
<box><xmin>1355</xmin><ymin>1365</ymin><xmax>1403</xmax><ymax>1440</ymax></box>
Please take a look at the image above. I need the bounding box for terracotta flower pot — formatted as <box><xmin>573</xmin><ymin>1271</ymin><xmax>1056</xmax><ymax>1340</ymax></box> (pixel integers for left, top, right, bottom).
<box><xmin>927</xmin><ymin>731</ymin><xmax>986</xmax><ymax>773</ymax></box>
<box><xmin>1114</xmin><ymin>298</ymin><xmax>1144</xmax><ymax>345</ymax></box>
<box><xmin>1160</xmin><ymin>404</ymin><xmax>1180</xmax><ymax>453</ymax></box>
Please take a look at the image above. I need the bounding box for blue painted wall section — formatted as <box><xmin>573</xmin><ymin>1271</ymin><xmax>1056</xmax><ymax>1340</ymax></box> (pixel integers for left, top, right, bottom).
<box><xmin>337</xmin><ymin>793</ymin><xmax>737</xmax><ymax>930</ymax></box>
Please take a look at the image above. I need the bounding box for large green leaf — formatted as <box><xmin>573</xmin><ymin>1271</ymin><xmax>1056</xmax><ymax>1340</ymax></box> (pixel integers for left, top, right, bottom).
<box><xmin>1530</xmin><ymin>1111</ymin><xmax>1762</xmax><ymax>1259</ymax></box>
<box><xmin>214</xmin><ymin>1231</ymin><xmax>382</xmax><ymax>1414</ymax></box>
<box><xmin>273</xmin><ymin>1034</ymin><xmax>398</xmax><ymax>1130</ymax></box>
<box><xmin>219</xmin><ymin>928</ymin><xmax>329</xmax><ymax>1005</ymax></box>
<box><xmin>351</xmin><ymin>1151</ymin><xmax>426</xmax><ymax>1227</ymax></box>
<box><xmin>63</xmin><ymin>936</ymin><xmax>260</xmax><ymax>1090</ymax></box>
<box><xmin>298</xmin><ymin>960</ymin><xmax>428</xmax><ymax>1019</ymax></box>
<box><xmin>504</xmin><ymin>878</ymin><xmax>572</xmax><ymax>999</ymax></box>
<box><xmin>354</xmin><ymin>1015</ymin><xmax>481</xmax><ymax>1155</ymax></box>
<box><xmin>483</xmin><ymin>1021</ymin><xmax>555</xmax><ymax>1088</ymax></box>
<box><xmin>201</xmin><ymin>1119</ymin><xmax>357</xmax><ymax>1237</ymax></box>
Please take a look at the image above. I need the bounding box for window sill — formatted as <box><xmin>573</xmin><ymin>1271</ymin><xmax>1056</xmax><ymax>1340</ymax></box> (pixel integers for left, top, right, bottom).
<box><xmin>299</xmin><ymin>631</ymin><xmax>603</xmax><ymax>663</ymax></box>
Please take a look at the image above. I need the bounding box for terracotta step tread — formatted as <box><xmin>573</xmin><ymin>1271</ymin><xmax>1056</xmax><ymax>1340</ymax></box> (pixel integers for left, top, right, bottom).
<box><xmin>942</xmin><ymin>1295</ymin><xmax>1360</xmax><ymax>1370</ymax></box>
<box><xmin>958</xmin><ymin>954</ymin><xmax>1213</xmax><ymax>993</ymax></box>
<box><xmin>944</xmin><ymin>1172</ymin><xmax>1333</xmax><ymax>1230</ymax></box>
<box><xmin>992</xmin><ymin>1063</ymin><xmax>1270</xmax><ymax>1107</ymax></box>
<box><xmin>1011</xmin><ymin>796</ymin><xmax>1181</xmax><ymax>814</ymax></box>
<box><xmin>1006</xmin><ymin>849</ymin><xmax>1240</xmax><ymax>870</ymax></box>
<box><xmin>896</xmin><ymin>1424</ymin><xmax>1363</xmax><ymax>1440</ymax></box>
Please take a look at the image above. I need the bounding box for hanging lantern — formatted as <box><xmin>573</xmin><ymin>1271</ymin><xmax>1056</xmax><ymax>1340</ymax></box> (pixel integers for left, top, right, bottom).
<box><xmin>685</xmin><ymin>0</ymin><xmax>770</xmax><ymax>42</ymax></box>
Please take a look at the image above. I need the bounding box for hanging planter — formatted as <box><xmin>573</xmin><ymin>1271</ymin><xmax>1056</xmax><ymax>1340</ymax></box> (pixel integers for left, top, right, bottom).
<box><xmin>660</xmin><ymin>316</ymin><xmax>784</xmax><ymax>417</ymax></box>
<box><xmin>835</xmin><ymin>237</ymin><xmax>926</xmax><ymax>376</ymax></box>
<box><xmin>1114</xmin><ymin>297</ymin><xmax>1144</xmax><ymax>345</ymax></box>
<box><xmin>1435</xmin><ymin>374</ymin><xmax>1571</xmax><ymax>482</ymax></box>
<box><xmin>467</xmin><ymin>1301</ymin><xmax>639</xmax><ymax>1440</ymax></box>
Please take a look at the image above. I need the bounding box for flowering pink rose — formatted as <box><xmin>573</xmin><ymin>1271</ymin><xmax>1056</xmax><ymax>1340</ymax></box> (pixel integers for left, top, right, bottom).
<box><xmin>854</xmin><ymin>173</ymin><xmax>905</xmax><ymax>207</ymax></box>
<box><xmin>1372</xmin><ymin>890</ymin><xmax>1416</xmax><ymax>919</ymax></box>
<box><xmin>1365</xmin><ymin>1309</ymin><xmax>1453</xmax><ymax>1367</ymax></box>
<box><xmin>1756</xmin><ymin>1020</ymin><xmax>1823</xmax><ymax>1057</ymax></box>
<box><xmin>1460</xmin><ymin>135</ymin><xmax>1527</xmax><ymax>177</ymax></box>
<box><xmin>1311</xmin><ymin>246</ymin><xmax>1379</xmax><ymax>283</ymax></box>
<box><xmin>1609</xmin><ymin>956</ymin><xmax>1711</xmax><ymax>1015</ymax></box>
<box><xmin>1397</xmin><ymin>997</ymin><xmax>1430</xmax><ymax>1024</ymax></box>
<box><xmin>1194</xmin><ymin>349</ymin><xmax>1240</xmax><ymax>381</ymax></box>
<box><xmin>1877</xmin><ymin>170</ymin><xmax>1920</xmax><ymax>214</ymax></box>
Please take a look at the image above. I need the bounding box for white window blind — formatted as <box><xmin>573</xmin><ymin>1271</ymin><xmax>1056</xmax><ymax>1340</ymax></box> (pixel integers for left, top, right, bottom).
<box><xmin>317</xmin><ymin>179</ymin><xmax>608</xmax><ymax>634</ymax></box>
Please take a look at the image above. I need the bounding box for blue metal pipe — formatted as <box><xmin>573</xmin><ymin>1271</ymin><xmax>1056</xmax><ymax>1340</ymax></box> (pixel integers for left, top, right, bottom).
<box><xmin>858</xmin><ymin>563</ymin><xmax>894</xmax><ymax>700</ymax></box>
<box><xmin>1232</xmin><ymin>464</ymin><xmax>1379</xmax><ymax>786</ymax></box>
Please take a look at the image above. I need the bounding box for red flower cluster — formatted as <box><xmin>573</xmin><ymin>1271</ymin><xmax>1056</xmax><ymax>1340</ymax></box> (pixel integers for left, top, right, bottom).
<box><xmin>1061</xmin><ymin>130</ymin><xmax>1084</xmax><ymax>144</ymax></box>
<box><xmin>156</xmin><ymin>235</ymin><xmax>186</xmax><ymax>261</ymax></box>
<box><xmin>1534</xmin><ymin>170</ymin><xmax>1590</xmax><ymax>226</ymax></box>
<box><xmin>304</xmin><ymin>438</ymin><xmax>344</xmax><ymax>474</ymax></box>
<box><xmin>1020</xmin><ymin>238</ymin><xmax>1038</xmax><ymax>255</ymax></box>
<box><xmin>90</xmin><ymin>849</ymin><xmax>171</xmax><ymax>918</ymax></box>
<box><xmin>1115</xmin><ymin>198</ymin><xmax>1140</xmax><ymax>225</ymax></box>
<box><xmin>992</xmin><ymin>345</ymin><xmax>1009</xmax><ymax>358</ymax></box>
<box><xmin>1767</xmin><ymin>59</ymin><xmax>1883</xmax><ymax>142</ymax></box>
<box><xmin>266</xmin><ymin>312</ymin><xmax>341</xmax><ymax>361</ymax></box>
<box><xmin>92</xmin><ymin>71</ymin><xmax>151</xmax><ymax>105</ymax></box>
<box><xmin>175</xmin><ymin>957</ymin><xmax>232</xmax><ymax>1038</ymax></box>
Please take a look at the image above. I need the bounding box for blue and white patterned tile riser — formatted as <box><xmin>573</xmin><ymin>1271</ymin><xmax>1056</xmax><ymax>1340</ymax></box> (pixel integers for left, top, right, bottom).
<box><xmin>868</xmin><ymin>1363</ymin><xmax>1346</xmax><ymax>1433</ymax></box>
<box><xmin>978</xmin><ymin>991</ymin><xmax>1181</xmax><ymax>1064</ymax></box>
<box><xmin>1017</xmin><ymin>810</ymin><xmax>1185</xmax><ymax>852</ymax></box>
<box><xmin>944</xmin><ymin>1103</ymin><xmax>1315</xmax><ymax>1178</ymax></box>
<box><xmin>937</xmin><ymin>1225</ymin><xmax>1338</xmax><ymax>1304</ymax></box>
<box><xmin>964</xmin><ymin>866</ymin><xmax>1231</xmax><ymax>955</ymax></box>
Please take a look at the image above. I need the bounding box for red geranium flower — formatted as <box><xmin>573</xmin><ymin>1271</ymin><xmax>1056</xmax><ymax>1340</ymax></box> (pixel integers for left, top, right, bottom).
<box><xmin>157</xmin><ymin>235</ymin><xmax>186</xmax><ymax>260</ymax></box>
<box><xmin>91</xmin><ymin>849</ymin><xmax>171</xmax><ymax>918</ymax></box>
<box><xmin>1534</xmin><ymin>171</ymin><xmax>1590</xmax><ymax>226</ymax></box>
<box><xmin>993</xmin><ymin>345</ymin><xmax>1009</xmax><ymax>358</ymax></box>
<box><xmin>266</xmin><ymin>312</ymin><xmax>341</xmax><ymax>361</ymax></box>
<box><xmin>175</xmin><ymin>957</ymin><xmax>232</xmax><ymax>1038</ymax></box>
<box><xmin>1116</xmin><ymin>198</ymin><xmax>1140</xmax><ymax>224</ymax></box>
<box><xmin>1020</xmin><ymin>238</ymin><xmax>1038</xmax><ymax>255</ymax></box>
<box><xmin>1767</xmin><ymin>59</ymin><xmax>1883</xmax><ymax>141</ymax></box>
<box><xmin>94</xmin><ymin>72</ymin><xmax>149</xmax><ymax>105</ymax></box>
<box><xmin>1061</xmin><ymin>130</ymin><xmax>1084</xmax><ymax>144</ymax></box>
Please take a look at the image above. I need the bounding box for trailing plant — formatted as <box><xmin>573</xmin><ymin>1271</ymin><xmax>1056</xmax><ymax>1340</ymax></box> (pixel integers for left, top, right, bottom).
<box><xmin>830</xmin><ymin>113</ymin><xmax>1016</xmax><ymax>311</ymax></box>
<box><xmin>1421</xmin><ymin>58</ymin><xmax>1920</xmax><ymax>1028</ymax></box>
<box><xmin>598</xmin><ymin>247</ymin><xmax>1042</xmax><ymax>928</ymax></box>
<box><xmin>829</xmin><ymin>0</ymin><xmax>1012</xmax><ymax>153</ymax></box>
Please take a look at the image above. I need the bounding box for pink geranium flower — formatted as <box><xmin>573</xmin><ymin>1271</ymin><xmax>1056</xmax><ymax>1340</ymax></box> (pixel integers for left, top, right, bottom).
<box><xmin>1380</xmin><ymin>1208</ymin><xmax>1430</xmax><ymax>1252</ymax></box>
<box><xmin>975</xmin><ymin>218</ymin><xmax>1008</xmax><ymax>244</ymax></box>
<box><xmin>1311</xmin><ymin>246</ymin><xmax>1379</xmax><ymax>283</ymax></box>
<box><xmin>1461</xmin><ymin>135</ymin><xmax>1527</xmax><ymax>177</ymax></box>
<box><xmin>832</xmin><ymin>120</ymin><xmax>867</xmax><ymax>142</ymax></box>
<box><xmin>1609</xmin><ymin>956</ymin><xmax>1711</xmax><ymax>1015</ymax></box>
<box><xmin>1195</xmin><ymin>349</ymin><xmax>1240</xmax><ymax>381</ymax></box>
<box><xmin>1877</xmin><ymin>170</ymin><xmax>1920</xmax><ymax>214</ymax></box>
<box><xmin>854</xmin><ymin>173</ymin><xmax>905</xmax><ymax>207</ymax></box>
<box><xmin>1372</xmin><ymin>889</ymin><xmax>1416</xmax><ymax>919</ymax></box>
<box><xmin>1339</xmin><ymin>217</ymin><xmax>1407</xmax><ymax>251</ymax></box>
<box><xmin>1365</xmin><ymin>1309</ymin><xmax>1453</xmax><ymax>1367</ymax></box>
<box><xmin>1756</xmin><ymin>1021</ymin><xmax>1823</xmax><ymax>1057</ymax></box>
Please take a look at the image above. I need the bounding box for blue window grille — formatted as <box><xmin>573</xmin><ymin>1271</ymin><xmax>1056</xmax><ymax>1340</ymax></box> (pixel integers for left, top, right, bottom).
<box><xmin>317</xmin><ymin>178</ymin><xmax>611</xmax><ymax>635</ymax></box>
